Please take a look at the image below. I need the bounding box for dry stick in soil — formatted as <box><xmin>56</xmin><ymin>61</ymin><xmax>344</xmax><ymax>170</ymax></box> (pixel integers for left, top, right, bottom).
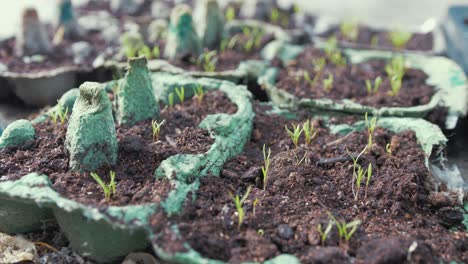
<box><xmin>229</xmin><ymin>185</ymin><xmax>252</xmax><ymax>230</ymax></box>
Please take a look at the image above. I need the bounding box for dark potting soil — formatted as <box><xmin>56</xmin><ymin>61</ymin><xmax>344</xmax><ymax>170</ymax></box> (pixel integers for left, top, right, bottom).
<box><xmin>150</xmin><ymin>103</ymin><xmax>467</xmax><ymax>263</ymax></box>
<box><xmin>320</xmin><ymin>25</ymin><xmax>434</xmax><ymax>51</ymax></box>
<box><xmin>168</xmin><ymin>33</ymin><xmax>274</xmax><ymax>72</ymax></box>
<box><xmin>275</xmin><ymin>47</ymin><xmax>435</xmax><ymax>108</ymax></box>
<box><xmin>0</xmin><ymin>90</ymin><xmax>237</xmax><ymax>207</ymax></box>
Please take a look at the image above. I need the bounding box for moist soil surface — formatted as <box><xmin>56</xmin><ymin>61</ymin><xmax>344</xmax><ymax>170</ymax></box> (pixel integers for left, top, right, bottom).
<box><xmin>149</xmin><ymin>33</ymin><xmax>274</xmax><ymax>72</ymax></box>
<box><xmin>320</xmin><ymin>25</ymin><xmax>434</xmax><ymax>51</ymax></box>
<box><xmin>274</xmin><ymin>47</ymin><xmax>435</xmax><ymax>108</ymax></box>
<box><xmin>0</xmin><ymin>90</ymin><xmax>237</xmax><ymax>207</ymax></box>
<box><xmin>150</xmin><ymin>103</ymin><xmax>467</xmax><ymax>263</ymax></box>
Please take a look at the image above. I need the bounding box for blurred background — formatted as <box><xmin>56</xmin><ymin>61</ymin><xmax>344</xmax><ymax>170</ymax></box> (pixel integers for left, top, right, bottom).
<box><xmin>0</xmin><ymin>0</ymin><xmax>466</xmax><ymax>39</ymax></box>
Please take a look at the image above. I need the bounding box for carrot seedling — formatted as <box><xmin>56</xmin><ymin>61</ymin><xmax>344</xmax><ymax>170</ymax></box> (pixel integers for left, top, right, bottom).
<box><xmin>285</xmin><ymin>123</ymin><xmax>303</xmax><ymax>148</ymax></box>
<box><xmin>229</xmin><ymin>185</ymin><xmax>252</xmax><ymax>230</ymax></box>
<box><xmin>328</xmin><ymin>213</ymin><xmax>361</xmax><ymax>242</ymax></box>
<box><xmin>317</xmin><ymin>221</ymin><xmax>333</xmax><ymax>245</ymax></box>
<box><xmin>364</xmin><ymin>163</ymin><xmax>373</xmax><ymax>199</ymax></box>
<box><xmin>340</xmin><ymin>20</ymin><xmax>359</xmax><ymax>41</ymax></box>
<box><xmin>90</xmin><ymin>171</ymin><xmax>117</xmax><ymax>201</ymax></box>
<box><xmin>175</xmin><ymin>86</ymin><xmax>185</xmax><ymax>104</ymax></box>
<box><xmin>193</xmin><ymin>85</ymin><xmax>205</xmax><ymax>104</ymax></box>
<box><xmin>365</xmin><ymin>112</ymin><xmax>377</xmax><ymax>151</ymax></box>
<box><xmin>302</xmin><ymin>119</ymin><xmax>318</xmax><ymax>145</ymax></box>
<box><xmin>388</xmin><ymin>30</ymin><xmax>412</xmax><ymax>50</ymax></box>
<box><xmin>261</xmin><ymin>144</ymin><xmax>271</xmax><ymax>190</ymax></box>
<box><xmin>323</xmin><ymin>73</ymin><xmax>334</xmax><ymax>92</ymax></box>
<box><xmin>151</xmin><ymin>119</ymin><xmax>165</xmax><ymax>142</ymax></box>
<box><xmin>365</xmin><ymin>76</ymin><xmax>382</xmax><ymax>95</ymax></box>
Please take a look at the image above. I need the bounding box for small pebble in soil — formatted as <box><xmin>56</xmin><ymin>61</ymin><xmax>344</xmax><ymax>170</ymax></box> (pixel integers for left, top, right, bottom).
<box><xmin>277</xmin><ymin>224</ymin><xmax>294</xmax><ymax>240</ymax></box>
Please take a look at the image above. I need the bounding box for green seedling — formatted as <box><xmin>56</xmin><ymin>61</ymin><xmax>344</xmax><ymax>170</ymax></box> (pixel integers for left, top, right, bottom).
<box><xmin>310</xmin><ymin>57</ymin><xmax>326</xmax><ymax>85</ymax></box>
<box><xmin>175</xmin><ymin>86</ymin><xmax>185</xmax><ymax>104</ymax></box>
<box><xmin>137</xmin><ymin>45</ymin><xmax>152</xmax><ymax>59</ymax></box>
<box><xmin>242</xmin><ymin>27</ymin><xmax>251</xmax><ymax>36</ymax></box>
<box><xmin>303</xmin><ymin>71</ymin><xmax>314</xmax><ymax>86</ymax></box>
<box><xmin>389</xmin><ymin>75</ymin><xmax>402</xmax><ymax>96</ymax></box>
<box><xmin>385</xmin><ymin>56</ymin><xmax>405</xmax><ymax>79</ymax></box>
<box><xmin>323</xmin><ymin>73</ymin><xmax>334</xmax><ymax>92</ymax></box>
<box><xmin>219</xmin><ymin>38</ymin><xmax>228</xmax><ymax>52</ymax></box>
<box><xmin>365</xmin><ymin>76</ymin><xmax>382</xmax><ymax>95</ymax></box>
<box><xmin>285</xmin><ymin>123</ymin><xmax>303</xmax><ymax>148</ymax></box>
<box><xmin>370</xmin><ymin>35</ymin><xmax>379</xmax><ymax>46</ymax></box>
<box><xmin>225</xmin><ymin>6</ymin><xmax>236</xmax><ymax>21</ymax></box>
<box><xmin>261</xmin><ymin>144</ymin><xmax>271</xmax><ymax>190</ymax></box>
<box><xmin>151</xmin><ymin>119</ymin><xmax>165</xmax><ymax>142</ymax></box>
<box><xmin>324</xmin><ymin>37</ymin><xmax>347</xmax><ymax>66</ymax></box>
<box><xmin>365</xmin><ymin>112</ymin><xmax>377</xmax><ymax>151</ymax></box>
<box><xmin>293</xmin><ymin>4</ymin><xmax>300</xmax><ymax>14</ymax></box>
<box><xmin>244</xmin><ymin>38</ymin><xmax>255</xmax><ymax>52</ymax></box>
<box><xmin>49</xmin><ymin>101</ymin><xmax>69</xmax><ymax>126</ymax></box>
<box><xmin>317</xmin><ymin>221</ymin><xmax>333</xmax><ymax>245</ymax></box>
<box><xmin>302</xmin><ymin>119</ymin><xmax>318</xmax><ymax>145</ymax></box>
<box><xmin>152</xmin><ymin>46</ymin><xmax>160</xmax><ymax>58</ymax></box>
<box><xmin>354</xmin><ymin>163</ymin><xmax>367</xmax><ymax>201</ymax></box>
<box><xmin>364</xmin><ymin>163</ymin><xmax>372</xmax><ymax>199</ymax></box>
<box><xmin>340</xmin><ymin>20</ymin><xmax>359</xmax><ymax>41</ymax></box>
<box><xmin>227</xmin><ymin>34</ymin><xmax>240</xmax><ymax>50</ymax></box>
<box><xmin>197</xmin><ymin>50</ymin><xmax>218</xmax><ymax>72</ymax></box>
<box><xmin>253</xmin><ymin>198</ymin><xmax>260</xmax><ymax>216</ymax></box>
<box><xmin>257</xmin><ymin>229</ymin><xmax>265</xmax><ymax>236</ymax></box>
<box><xmin>388</xmin><ymin>30</ymin><xmax>412</xmax><ymax>50</ymax></box>
<box><xmin>385</xmin><ymin>143</ymin><xmax>392</xmax><ymax>155</ymax></box>
<box><xmin>168</xmin><ymin>92</ymin><xmax>175</xmax><ymax>108</ymax></box>
<box><xmin>329</xmin><ymin>51</ymin><xmax>347</xmax><ymax>66</ymax></box>
<box><xmin>346</xmin><ymin>146</ymin><xmax>368</xmax><ymax>201</ymax></box>
<box><xmin>90</xmin><ymin>171</ymin><xmax>117</xmax><ymax>201</ymax></box>
<box><xmin>313</xmin><ymin>57</ymin><xmax>326</xmax><ymax>73</ymax></box>
<box><xmin>270</xmin><ymin>8</ymin><xmax>280</xmax><ymax>24</ymax></box>
<box><xmin>229</xmin><ymin>185</ymin><xmax>252</xmax><ymax>230</ymax></box>
<box><xmin>280</xmin><ymin>16</ymin><xmax>290</xmax><ymax>28</ymax></box>
<box><xmin>328</xmin><ymin>213</ymin><xmax>361</xmax><ymax>242</ymax></box>
<box><xmin>253</xmin><ymin>31</ymin><xmax>264</xmax><ymax>49</ymax></box>
<box><xmin>193</xmin><ymin>85</ymin><xmax>205</xmax><ymax>104</ymax></box>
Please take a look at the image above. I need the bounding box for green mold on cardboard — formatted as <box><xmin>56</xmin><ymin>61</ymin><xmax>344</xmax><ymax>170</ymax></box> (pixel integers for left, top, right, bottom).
<box><xmin>164</xmin><ymin>4</ymin><xmax>202</xmax><ymax>60</ymax></box>
<box><xmin>115</xmin><ymin>56</ymin><xmax>159</xmax><ymax>126</ymax></box>
<box><xmin>65</xmin><ymin>82</ymin><xmax>118</xmax><ymax>172</ymax></box>
<box><xmin>0</xmin><ymin>119</ymin><xmax>35</xmax><ymax>149</ymax></box>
